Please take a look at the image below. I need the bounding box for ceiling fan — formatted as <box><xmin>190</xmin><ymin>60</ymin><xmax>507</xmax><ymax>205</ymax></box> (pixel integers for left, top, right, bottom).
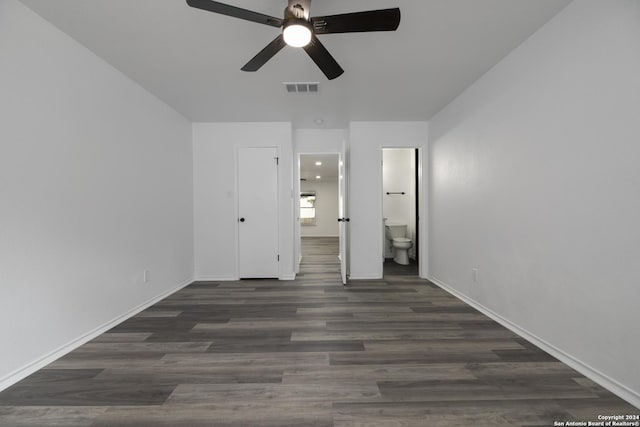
<box><xmin>186</xmin><ymin>0</ymin><xmax>401</xmax><ymax>80</ymax></box>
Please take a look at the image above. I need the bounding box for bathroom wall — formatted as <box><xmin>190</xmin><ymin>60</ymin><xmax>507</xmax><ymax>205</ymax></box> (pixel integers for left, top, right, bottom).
<box><xmin>428</xmin><ymin>0</ymin><xmax>640</xmax><ymax>406</ymax></box>
<box><xmin>349</xmin><ymin>122</ymin><xmax>429</xmax><ymax>279</ymax></box>
<box><xmin>300</xmin><ymin>180</ymin><xmax>339</xmax><ymax>237</ymax></box>
<box><xmin>0</xmin><ymin>0</ymin><xmax>194</xmax><ymax>390</ymax></box>
<box><xmin>383</xmin><ymin>149</ymin><xmax>417</xmax><ymax>259</ymax></box>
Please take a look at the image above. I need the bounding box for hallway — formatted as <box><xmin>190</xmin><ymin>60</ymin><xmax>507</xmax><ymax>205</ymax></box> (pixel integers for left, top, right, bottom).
<box><xmin>0</xmin><ymin>237</ymin><xmax>636</xmax><ymax>425</ymax></box>
<box><xmin>299</xmin><ymin>237</ymin><xmax>341</xmax><ymax>281</ymax></box>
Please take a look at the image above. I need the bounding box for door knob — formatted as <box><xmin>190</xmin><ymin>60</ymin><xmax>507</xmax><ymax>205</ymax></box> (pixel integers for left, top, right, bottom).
<box><xmin>239</xmin><ymin>218</ymin><xmax>246</xmax><ymax>222</ymax></box>
<box><xmin>338</xmin><ymin>218</ymin><xmax>343</xmax><ymax>222</ymax></box>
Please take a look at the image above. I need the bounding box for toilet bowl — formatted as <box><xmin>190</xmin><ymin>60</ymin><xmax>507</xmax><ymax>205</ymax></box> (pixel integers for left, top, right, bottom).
<box><xmin>384</xmin><ymin>223</ymin><xmax>414</xmax><ymax>265</ymax></box>
<box><xmin>391</xmin><ymin>237</ymin><xmax>413</xmax><ymax>265</ymax></box>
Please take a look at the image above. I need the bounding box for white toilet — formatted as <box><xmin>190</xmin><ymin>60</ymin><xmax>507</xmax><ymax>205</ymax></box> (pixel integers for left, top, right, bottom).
<box><xmin>385</xmin><ymin>223</ymin><xmax>413</xmax><ymax>265</ymax></box>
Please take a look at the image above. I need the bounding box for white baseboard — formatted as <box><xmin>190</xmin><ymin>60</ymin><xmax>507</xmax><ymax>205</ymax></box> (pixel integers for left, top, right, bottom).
<box><xmin>196</xmin><ymin>275</ymin><xmax>297</xmax><ymax>281</ymax></box>
<box><xmin>428</xmin><ymin>275</ymin><xmax>640</xmax><ymax>409</ymax></box>
<box><xmin>348</xmin><ymin>275</ymin><xmax>383</xmax><ymax>281</ymax></box>
<box><xmin>194</xmin><ymin>276</ymin><xmax>239</xmax><ymax>282</ymax></box>
<box><xmin>0</xmin><ymin>277</ymin><xmax>194</xmax><ymax>392</ymax></box>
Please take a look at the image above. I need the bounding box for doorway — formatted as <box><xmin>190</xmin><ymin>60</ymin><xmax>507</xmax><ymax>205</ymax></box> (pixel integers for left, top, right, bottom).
<box><xmin>382</xmin><ymin>148</ymin><xmax>420</xmax><ymax>277</ymax></box>
<box><xmin>297</xmin><ymin>151</ymin><xmax>349</xmax><ymax>284</ymax></box>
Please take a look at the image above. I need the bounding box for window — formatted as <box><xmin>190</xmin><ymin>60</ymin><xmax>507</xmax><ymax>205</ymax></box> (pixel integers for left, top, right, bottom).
<box><xmin>300</xmin><ymin>192</ymin><xmax>316</xmax><ymax>226</ymax></box>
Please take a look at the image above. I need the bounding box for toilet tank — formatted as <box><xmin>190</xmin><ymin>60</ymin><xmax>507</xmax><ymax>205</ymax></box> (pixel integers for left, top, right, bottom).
<box><xmin>385</xmin><ymin>223</ymin><xmax>407</xmax><ymax>239</ymax></box>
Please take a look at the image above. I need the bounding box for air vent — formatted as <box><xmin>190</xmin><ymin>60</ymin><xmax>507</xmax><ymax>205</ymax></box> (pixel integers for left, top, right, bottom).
<box><xmin>284</xmin><ymin>82</ymin><xmax>319</xmax><ymax>94</ymax></box>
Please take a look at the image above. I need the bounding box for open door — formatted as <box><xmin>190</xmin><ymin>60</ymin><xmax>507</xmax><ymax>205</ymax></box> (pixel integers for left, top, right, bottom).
<box><xmin>338</xmin><ymin>143</ymin><xmax>349</xmax><ymax>285</ymax></box>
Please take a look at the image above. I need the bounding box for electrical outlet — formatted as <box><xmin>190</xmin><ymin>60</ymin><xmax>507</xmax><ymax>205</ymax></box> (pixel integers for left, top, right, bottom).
<box><xmin>472</xmin><ymin>268</ymin><xmax>479</xmax><ymax>283</ymax></box>
<box><xmin>143</xmin><ymin>270</ymin><xmax>150</xmax><ymax>284</ymax></box>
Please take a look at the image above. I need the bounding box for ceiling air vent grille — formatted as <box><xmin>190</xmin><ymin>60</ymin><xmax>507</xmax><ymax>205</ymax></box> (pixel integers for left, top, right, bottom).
<box><xmin>284</xmin><ymin>82</ymin><xmax>319</xmax><ymax>94</ymax></box>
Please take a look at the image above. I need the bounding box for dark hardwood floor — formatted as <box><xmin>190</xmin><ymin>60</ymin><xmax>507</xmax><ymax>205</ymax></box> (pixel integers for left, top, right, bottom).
<box><xmin>383</xmin><ymin>257</ymin><xmax>419</xmax><ymax>276</ymax></box>
<box><xmin>0</xmin><ymin>237</ymin><xmax>637</xmax><ymax>426</ymax></box>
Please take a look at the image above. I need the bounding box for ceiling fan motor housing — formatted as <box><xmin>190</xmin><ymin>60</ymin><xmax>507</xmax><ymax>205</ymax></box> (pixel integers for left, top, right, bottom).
<box><xmin>286</xmin><ymin>0</ymin><xmax>311</xmax><ymax>20</ymax></box>
<box><xmin>283</xmin><ymin>0</ymin><xmax>313</xmax><ymax>48</ymax></box>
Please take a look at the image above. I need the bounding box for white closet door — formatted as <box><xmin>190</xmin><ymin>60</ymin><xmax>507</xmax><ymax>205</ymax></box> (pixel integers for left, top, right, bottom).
<box><xmin>238</xmin><ymin>147</ymin><xmax>279</xmax><ymax>278</ymax></box>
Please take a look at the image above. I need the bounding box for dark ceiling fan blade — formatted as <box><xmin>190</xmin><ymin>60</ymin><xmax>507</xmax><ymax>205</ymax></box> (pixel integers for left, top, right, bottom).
<box><xmin>186</xmin><ymin>0</ymin><xmax>283</xmax><ymax>27</ymax></box>
<box><xmin>312</xmin><ymin>8</ymin><xmax>400</xmax><ymax>34</ymax></box>
<box><xmin>303</xmin><ymin>35</ymin><xmax>344</xmax><ymax>80</ymax></box>
<box><xmin>241</xmin><ymin>35</ymin><xmax>287</xmax><ymax>72</ymax></box>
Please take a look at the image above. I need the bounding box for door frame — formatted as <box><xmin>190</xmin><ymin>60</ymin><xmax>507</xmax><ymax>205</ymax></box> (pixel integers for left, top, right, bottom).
<box><xmin>295</xmin><ymin>150</ymin><xmax>348</xmax><ymax>282</ymax></box>
<box><xmin>381</xmin><ymin>146</ymin><xmax>424</xmax><ymax>278</ymax></box>
<box><xmin>236</xmin><ymin>146</ymin><xmax>280</xmax><ymax>279</ymax></box>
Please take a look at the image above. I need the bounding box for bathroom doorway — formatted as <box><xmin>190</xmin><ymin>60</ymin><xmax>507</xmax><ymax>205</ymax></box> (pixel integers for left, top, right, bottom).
<box><xmin>382</xmin><ymin>148</ymin><xmax>420</xmax><ymax>277</ymax></box>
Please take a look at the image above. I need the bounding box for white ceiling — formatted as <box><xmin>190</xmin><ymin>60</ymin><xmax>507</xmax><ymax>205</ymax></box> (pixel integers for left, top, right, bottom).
<box><xmin>20</xmin><ymin>0</ymin><xmax>571</xmax><ymax>128</ymax></box>
<box><xmin>300</xmin><ymin>153</ymin><xmax>339</xmax><ymax>182</ymax></box>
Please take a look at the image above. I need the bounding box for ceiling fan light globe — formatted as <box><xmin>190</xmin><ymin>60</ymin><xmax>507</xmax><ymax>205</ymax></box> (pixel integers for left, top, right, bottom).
<box><xmin>283</xmin><ymin>23</ymin><xmax>312</xmax><ymax>47</ymax></box>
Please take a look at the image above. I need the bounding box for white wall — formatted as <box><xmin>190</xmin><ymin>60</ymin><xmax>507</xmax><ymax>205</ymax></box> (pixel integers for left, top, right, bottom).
<box><xmin>301</xmin><ymin>180</ymin><xmax>339</xmax><ymax>237</ymax></box>
<box><xmin>349</xmin><ymin>122</ymin><xmax>428</xmax><ymax>279</ymax></box>
<box><xmin>295</xmin><ymin>129</ymin><xmax>347</xmax><ymax>155</ymax></box>
<box><xmin>383</xmin><ymin>149</ymin><xmax>417</xmax><ymax>258</ymax></box>
<box><xmin>193</xmin><ymin>122</ymin><xmax>294</xmax><ymax>280</ymax></box>
<box><xmin>0</xmin><ymin>0</ymin><xmax>194</xmax><ymax>390</ymax></box>
<box><xmin>428</xmin><ymin>0</ymin><xmax>640</xmax><ymax>407</ymax></box>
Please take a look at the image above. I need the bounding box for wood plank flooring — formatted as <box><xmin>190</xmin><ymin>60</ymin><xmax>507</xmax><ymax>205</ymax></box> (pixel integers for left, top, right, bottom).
<box><xmin>383</xmin><ymin>258</ymin><xmax>419</xmax><ymax>276</ymax></box>
<box><xmin>0</xmin><ymin>237</ymin><xmax>637</xmax><ymax>426</ymax></box>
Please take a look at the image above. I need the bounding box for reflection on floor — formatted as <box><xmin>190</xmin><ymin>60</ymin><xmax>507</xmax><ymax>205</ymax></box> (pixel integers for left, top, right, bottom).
<box><xmin>383</xmin><ymin>257</ymin><xmax>418</xmax><ymax>276</ymax></box>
